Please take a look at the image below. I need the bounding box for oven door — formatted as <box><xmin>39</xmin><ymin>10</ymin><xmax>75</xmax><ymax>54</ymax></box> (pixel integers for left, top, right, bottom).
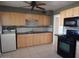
<box><xmin>57</xmin><ymin>36</ymin><xmax>76</xmax><ymax>58</ymax></box>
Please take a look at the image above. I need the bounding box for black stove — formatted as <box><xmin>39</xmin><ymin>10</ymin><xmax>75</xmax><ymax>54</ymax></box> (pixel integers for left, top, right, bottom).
<box><xmin>57</xmin><ymin>30</ymin><xmax>79</xmax><ymax>58</ymax></box>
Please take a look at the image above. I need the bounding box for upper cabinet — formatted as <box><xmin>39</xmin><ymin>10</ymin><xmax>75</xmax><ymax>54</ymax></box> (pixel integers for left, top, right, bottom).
<box><xmin>0</xmin><ymin>12</ymin><xmax>2</xmax><ymax>25</ymax></box>
<box><xmin>0</xmin><ymin>12</ymin><xmax>50</xmax><ymax>26</ymax></box>
<box><xmin>25</xmin><ymin>14</ymin><xmax>50</xmax><ymax>26</ymax></box>
<box><xmin>1</xmin><ymin>12</ymin><xmax>26</xmax><ymax>26</ymax></box>
<box><xmin>60</xmin><ymin>10</ymin><xmax>66</xmax><ymax>26</ymax></box>
<box><xmin>65</xmin><ymin>8</ymin><xmax>74</xmax><ymax>17</ymax></box>
<box><xmin>43</xmin><ymin>15</ymin><xmax>50</xmax><ymax>26</ymax></box>
<box><xmin>60</xmin><ymin>6</ymin><xmax>79</xmax><ymax>26</ymax></box>
<box><xmin>73</xmin><ymin>7</ymin><xmax>79</xmax><ymax>17</ymax></box>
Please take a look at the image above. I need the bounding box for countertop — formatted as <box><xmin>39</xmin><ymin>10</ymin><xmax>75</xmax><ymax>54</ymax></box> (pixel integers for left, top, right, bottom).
<box><xmin>55</xmin><ymin>34</ymin><xmax>66</xmax><ymax>36</ymax></box>
<box><xmin>17</xmin><ymin>31</ymin><xmax>53</xmax><ymax>34</ymax></box>
<box><xmin>2</xmin><ymin>31</ymin><xmax>53</xmax><ymax>34</ymax></box>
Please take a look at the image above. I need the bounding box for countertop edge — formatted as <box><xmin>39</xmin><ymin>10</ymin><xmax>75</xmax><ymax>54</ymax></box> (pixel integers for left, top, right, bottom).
<box><xmin>17</xmin><ymin>32</ymin><xmax>53</xmax><ymax>34</ymax></box>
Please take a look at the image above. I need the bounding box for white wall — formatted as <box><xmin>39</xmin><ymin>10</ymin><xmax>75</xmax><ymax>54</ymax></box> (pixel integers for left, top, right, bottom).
<box><xmin>53</xmin><ymin>14</ymin><xmax>60</xmax><ymax>51</ymax></box>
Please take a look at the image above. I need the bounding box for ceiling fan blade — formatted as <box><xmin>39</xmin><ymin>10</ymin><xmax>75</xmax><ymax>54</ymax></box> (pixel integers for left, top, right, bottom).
<box><xmin>24</xmin><ymin>1</ymin><xmax>31</xmax><ymax>4</ymax></box>
<box><xmin>36</xmin><ymin>6</ymin><xmax>45</xmax><ymax>10</ymax></box>
<box><xmin>36</xmin><ymin>6</ymin><xmax>46</xmax><ymax>13</ymax></box>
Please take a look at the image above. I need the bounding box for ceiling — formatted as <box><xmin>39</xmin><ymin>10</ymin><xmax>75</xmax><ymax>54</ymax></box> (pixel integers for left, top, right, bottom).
<box><xmin>0</xmin><ymin>1</ymin><xmax>77</xmax><ymax>11</ymax></box>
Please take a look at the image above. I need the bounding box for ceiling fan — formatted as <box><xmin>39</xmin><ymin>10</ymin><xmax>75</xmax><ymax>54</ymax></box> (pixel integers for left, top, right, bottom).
<box><xmin>23</xmin><ymin>1</ymin><xmax>46</xmax><ymax>13</ymax></box>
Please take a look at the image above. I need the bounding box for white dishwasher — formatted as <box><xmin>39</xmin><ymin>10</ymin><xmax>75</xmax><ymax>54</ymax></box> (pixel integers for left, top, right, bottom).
<box><xmin>1</xmin><ymin>33</ymin><xmax>16</xmax><ymax>53</ymax></box>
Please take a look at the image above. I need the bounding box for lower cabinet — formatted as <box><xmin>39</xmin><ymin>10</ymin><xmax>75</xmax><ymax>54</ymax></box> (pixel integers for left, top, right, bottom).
<box><xmin>17</xmin><ymin>34</ymin><xmax>27</xmax><ymax>48</ymax></box>
<box><xmin>17</xmin><ymin>33</ymin><xmax>52</xmax><ymax>48</ymax></box>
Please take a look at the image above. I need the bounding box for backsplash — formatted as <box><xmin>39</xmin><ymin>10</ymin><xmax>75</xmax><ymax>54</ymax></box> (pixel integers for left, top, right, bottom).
<box><xmin>17</xmin><ymin>28</ymin><xmax>32</xmax><ymax>33</ymax></box>
<box><xmin>63</xmin><ymin>27</ymin><xmax>79</xmax><ymax>35</ymax></box>
<box><xmin>57</xmin><ymin>26</ymin><xmax>64</xmax><ymax>35</ymax></box>
<box><xmin>17</xmin><ymin>27</ymin><xmax>52</xmax><ymax>33</ymax></box>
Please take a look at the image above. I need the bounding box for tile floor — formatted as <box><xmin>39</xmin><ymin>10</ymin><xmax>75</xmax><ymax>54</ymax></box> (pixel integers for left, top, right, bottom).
<box><xmin>0</xmin><ymin>43</ymin><xmax>61</xmax><ymax>58</ymax></box>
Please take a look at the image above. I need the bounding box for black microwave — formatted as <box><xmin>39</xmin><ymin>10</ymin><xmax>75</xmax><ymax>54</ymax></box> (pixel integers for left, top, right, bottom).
<box><xmin>64</xmin><ymin>17</ymin><xmax>79</xmax><ymax>27</ymax></box>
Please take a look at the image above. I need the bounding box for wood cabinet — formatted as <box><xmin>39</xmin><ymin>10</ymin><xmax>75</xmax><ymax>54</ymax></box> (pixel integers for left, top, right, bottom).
<box><xmin>60</xmin><ymin>8</ymin><xmax>75</xmax><ymax>26</ymax></box>
<box><xmin>73</xmin><ymin>7</ymin><xmax>79</xmax><ymax>17</ymax></box>
<box><xmin>1</xmin><ymin>12</ymin><xmax>50</xmax><ymax>26</ymax></box>
<box><xmin>40</xmin><ymin>15</ymin><xmax>50</xmax><ymax>26</ymax></box>
<box><xmin>25</xmin><ymin>14</ymin><xmax>50</xmax><ymax>26</ymax></box>
<box><xmin>17</xmin><ymin>34</ymin><xmax>27</xmax><ymax>48</ymax></box>
<box><xmin>44</xmin><ymin>15</ymin><xmax>50</xmax><ymax>26</ymax></box>
<box><xmin>60</xmin><ymin>10</ymin><xmax>66</xmax><ymax>26</ymax></box>
<box><xmin>59</xmin><ymin>6</ymin><xmax>79</xmax><ymax>26</ymax></box>
<box><xmin>13</xmin><ymin>13</ymin><xmax>26</xmax><ymax>26</ymax></box>
<box><xmin>65</xmin><ymin>8</ymin><xmax>74</xmax><ymax>17</ymax></box>
<box><xmin>0</xmin><ymin>12</ymin><xmax>2</xmax><ymax>25</ymax></box>
<box><xmin>1</xmin><ymin>12</ymin><xmax>26</xmax><ymax>26</ymax></box>
<box><xmin>17</xmin><ymin>33</ymin><xmax>52</xmax><ymax>48</ymax></box>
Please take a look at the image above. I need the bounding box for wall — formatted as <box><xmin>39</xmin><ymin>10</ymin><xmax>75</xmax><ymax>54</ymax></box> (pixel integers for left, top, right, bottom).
<box><xmin>53</xmin><ymin>14</ymin><xmax>60</xmax><ymax>51</ymax></box>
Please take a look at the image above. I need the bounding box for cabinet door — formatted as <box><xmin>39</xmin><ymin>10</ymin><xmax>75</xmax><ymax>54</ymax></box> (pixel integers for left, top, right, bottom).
<box><xmin>17</xmin><ymin>35</ymin><xmax>27</xmax><ymax>48</ymax></box>
<box><xmin>1</xmin><ymin>12</ymin><xmax>26</xmax><ymax>26</ymax></box>
<box><xmin>39</xmin><ymin>33</ymin><xmax>52</xmax><ymax>44</ymax></box>
<box><xmin>39</xmin><ymin>15</ymin><xmax>44</xmax><ymax>26</ymax></box>
<box><xmin>32</xmin><ymin>34</ymin><xmax>39</xmax><ymax>45</ymax></box>
<box><xmin>14</xmin><ymin>13</ymin><xmax>26</xmax><ymax>26</ymax></box>
<box><xmin>73</xmin><ymin>7</ymin><xmax>79</xmax><ymax>17</ymax></box>
<box><xmin>36</xmin><ymin>34</ymin><xmax>40</xmax><ymax>45</ymax></box>
<box><xmin>43</xmin><ymin>15</ymin><xmax>50</xmax><ymax>26</ymax></box>
<box><xmin>32</xmin><ymin>34</ymin><xmax>36</xmax><ymax>45</ymax></box>
<box><xmin>26</xmin><ymin>34</ymin><xmax>33</xmax><ymax>46</ymax></box>
<box><xmin>43</xmin><ymin>33</ymin><xmax>48</xmax><ymax>44</ymax></box>
<box><xmin>26</xmin><ymin>14</ymin><xmax>31</xmax><ymax>20</ymax></box>
<box><xmin>39</xmin><ymin>33</ymin><xmax>45</xmax><ymax>44</ymax></box>
<box><xmin>36</xmin><ymin>15</ymin><xmax>42</xmax><ymax>26</ymax></box>
<box><xmin>60</xmin><ymin>10</ymin><xmax>66</xmax><ymax>26</ymax></box>
<box><xmin>9</xmin><ymin>13</ymin><xmax>16</xmax><ymax>25</ymax></box>
<box><xmin>1</xmin><ymin>12</ymin><xmax>12</xmax><ymax>26</ymax></box>
<box><xmin>46</xmin><ymin>33</ymin><xmax>52</xmax><ymax>43</ymax></box>
<box><xmin>65</xmin><ymin>8</ymin><xmax>74</xmax><ymax>18</ymax></box>
<box><xmin>0</xmin><ymin>12</ymin><xmax>2</xmax><ymax>25</ymax></box>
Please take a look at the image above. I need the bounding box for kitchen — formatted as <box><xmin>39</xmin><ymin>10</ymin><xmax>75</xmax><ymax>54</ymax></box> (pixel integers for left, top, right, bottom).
<box><xmin>0</xmin><ymin>1</ymin><xmax>79</xmax><ymax>58</ymax></box>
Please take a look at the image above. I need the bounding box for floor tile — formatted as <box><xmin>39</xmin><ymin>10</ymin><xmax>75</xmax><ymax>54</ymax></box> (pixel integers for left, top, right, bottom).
<box><xmin>0</xmin><ymin>43</ymin><xmax>61</xmax><ymax>58</ymax></box>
